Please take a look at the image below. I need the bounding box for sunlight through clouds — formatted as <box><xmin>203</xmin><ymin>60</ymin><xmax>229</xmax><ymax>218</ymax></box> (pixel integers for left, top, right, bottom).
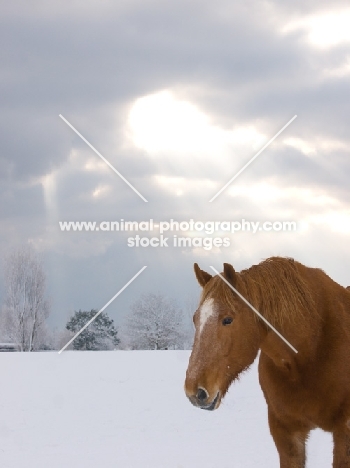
<box><xmin>324</xmin><ymin>57</ymin><xmax>350</xmax><ymax>78</ymax></box>
<box><xmin>283</xmin><ymin>137</ymin><xmax>316</xmax><ymax>156</ymax></box>
<box><xmin>228</xmin><ymin>183</ymin><xmax>338</xmax><ymax>208</ymax></box>
<box><xmin>128</xmin><ymin>90</ymin><xmax>209</xmax><ymax>153</ymax></box>
<box><xmin>41</xmin><ymin>172</ymin><xmax>57</xmax><ymax>213</ymax></box>
<box><xmin>283</xmin><ymin>136</ymin><xmax>347</xmax><ymax>155</ymax></box>
<box><xmin>228</xmin><ymin>182</ymin><xmax>282</xmax><ymax>202</ymax></box>
<box><xmin>282</xmin><ymin>9</ymin><xmax>350</xmax><ymax>48</ymax></box>
<box><xmin>92</xmin><ymin>184</ymin><xmax>112</xmax><ymax>199</ymax></box>
<box><xmin>153</xmin><ymin>174</ymin><xmax>216</xmax><ymax>196</ymax></box>
<box><xmin>311</xmin><ymin>211</ymin><xmax>350</xmax><ymax>234</ymax></box>
<box><xmin>127</xmin><ymin>90</ymin><xmax>266</xmax><ymax>157</ymax></box>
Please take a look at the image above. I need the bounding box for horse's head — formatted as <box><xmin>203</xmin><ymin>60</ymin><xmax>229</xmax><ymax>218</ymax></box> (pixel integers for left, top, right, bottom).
<box><xmin>184</xmin><ymin>263</ymin><xmax>261</xmax><ymax>411</ymax></box>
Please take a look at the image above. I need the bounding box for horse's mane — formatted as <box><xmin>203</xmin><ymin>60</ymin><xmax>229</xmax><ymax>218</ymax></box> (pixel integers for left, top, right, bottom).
<box><xmin>201</xmin><ymin>257</ymin><xmax>316</xmax><ymax>327</ymax></box>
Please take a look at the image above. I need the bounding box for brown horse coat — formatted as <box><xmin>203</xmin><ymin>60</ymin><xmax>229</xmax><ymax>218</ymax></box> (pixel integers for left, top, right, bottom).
<box><xmin>185</xmin><ymin>257</ymin><xmax>350</xmax><ymax>468</ymax></box>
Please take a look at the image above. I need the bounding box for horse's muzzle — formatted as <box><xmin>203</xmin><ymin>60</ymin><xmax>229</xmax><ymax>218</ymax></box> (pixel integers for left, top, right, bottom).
<box><xmin>188</xmin><ymin>389</ymin><xmax>220</xmax><ymax>411</ymax></box>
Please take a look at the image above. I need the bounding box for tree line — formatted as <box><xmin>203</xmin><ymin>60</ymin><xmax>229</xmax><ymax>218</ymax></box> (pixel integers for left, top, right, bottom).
<box><xmin>0</xmin><ymin>246</ymin><xmax>194</xmax><ymax>351</ymax></box>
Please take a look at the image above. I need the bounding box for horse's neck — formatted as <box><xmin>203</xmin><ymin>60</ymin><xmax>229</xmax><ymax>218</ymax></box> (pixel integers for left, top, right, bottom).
<box><xmin>236</xmin><ymin>273</ymin><xmax>263</xmax><ymax>313</ymax></box>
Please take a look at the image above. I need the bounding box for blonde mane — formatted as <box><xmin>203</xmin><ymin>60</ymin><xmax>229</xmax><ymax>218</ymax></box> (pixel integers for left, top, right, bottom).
<box><xmin>201</xmin><ymin>257</ymin><xmax>316</xmax><ymax>328</ymax></box>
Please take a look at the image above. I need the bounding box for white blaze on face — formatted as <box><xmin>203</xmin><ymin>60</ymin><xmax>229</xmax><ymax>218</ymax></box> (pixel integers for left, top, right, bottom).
<box><xmin>199</xmin><ymin>298</ymin><xmax>216</xmax><ymax>335</ymax></box>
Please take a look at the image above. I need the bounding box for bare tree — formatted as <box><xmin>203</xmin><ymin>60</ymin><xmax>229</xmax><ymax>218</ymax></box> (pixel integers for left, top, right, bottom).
<box><xmin>1</xmin><ymin>246</ymin><xmax>51</xmax><ymax>351</ymax></box>
<box><xmin>123</xmin><ymin>293</ymin><xmax>187</xmax><ymax>350</ymax></box>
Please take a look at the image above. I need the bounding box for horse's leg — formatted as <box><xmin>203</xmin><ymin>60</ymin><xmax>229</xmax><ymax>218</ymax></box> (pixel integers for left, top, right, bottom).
<box><xmin>268</xmin><ymin>408</ymin><xmax>309</xmax><ymax>468</ymax></box>
<box><xmin>333</xmin><ymin>421</ymin><xmax>350</xmax><ymax>468</ymax></box>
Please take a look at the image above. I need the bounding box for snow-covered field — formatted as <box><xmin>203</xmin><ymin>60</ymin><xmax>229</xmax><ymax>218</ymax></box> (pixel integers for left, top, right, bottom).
<box><xmin>0</xmin><ymin>351</ymin><xmax>332</xmax><ymax>467</ymax></box>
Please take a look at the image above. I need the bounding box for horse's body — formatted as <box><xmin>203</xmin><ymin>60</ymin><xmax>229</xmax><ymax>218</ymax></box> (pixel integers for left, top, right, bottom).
<box><xmin>185</xmin><ymin>257</ymin><xmax>350</xmax><ymax>467</ymax></box>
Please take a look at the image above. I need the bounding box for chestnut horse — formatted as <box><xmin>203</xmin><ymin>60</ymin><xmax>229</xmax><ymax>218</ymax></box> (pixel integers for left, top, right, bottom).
<box><xmin>185</xmin><ymin>257</ymin><xmax>350</xmax><ymax>468</ymax></box>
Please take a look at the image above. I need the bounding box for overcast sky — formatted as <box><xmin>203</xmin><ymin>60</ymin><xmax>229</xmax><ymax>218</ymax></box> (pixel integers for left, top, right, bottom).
<box><xmin>1</xmin><ymin>0</ymin><xmax>350</xmax><ymax>330</ymax></box>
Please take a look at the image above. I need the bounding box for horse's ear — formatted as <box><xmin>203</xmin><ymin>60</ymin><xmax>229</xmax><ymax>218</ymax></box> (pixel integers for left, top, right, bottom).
<box><xmin>194</xmin><ymin>263</ymin><xmax>212</xmax><ymax>287</ymax></box>
<box><xmin>223</xmin><ymin>263</ymin><xmax>237</xmax><ymax>287</ymax></box>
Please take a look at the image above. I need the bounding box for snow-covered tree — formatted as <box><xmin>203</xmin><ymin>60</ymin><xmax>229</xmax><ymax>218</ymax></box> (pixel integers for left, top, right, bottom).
<box><xmin>123</xmin><ymin>293</ymin><xmax>187</xmax><ymax>350</ymax></box>
<box><xmin>1</xmin><ymin>246</ymin><xmax>51</xmax><ymax>351</ymax></box>
<box><xmin>66</xmin><ymin>309</ymin><xmax>120</xmax><ymax>350</ymax></box>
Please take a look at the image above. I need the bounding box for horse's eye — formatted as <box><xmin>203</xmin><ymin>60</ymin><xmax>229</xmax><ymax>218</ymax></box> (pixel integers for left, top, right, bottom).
<box><xmin>222</xmin><ymin>317</ymin><xmax>233</xmax><ymax>325</ymax></box>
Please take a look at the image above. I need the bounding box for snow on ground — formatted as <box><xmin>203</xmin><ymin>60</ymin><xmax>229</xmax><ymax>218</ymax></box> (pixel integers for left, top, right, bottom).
<box><xmin>0</xmin><ymin>351</ymin><xmax>332</xmax><ymax>468</ymax></box>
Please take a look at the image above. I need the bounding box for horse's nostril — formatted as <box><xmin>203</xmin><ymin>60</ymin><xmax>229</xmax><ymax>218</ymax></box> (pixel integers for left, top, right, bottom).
<box><xmin>196</xmin><ymin>387</ymin><xmax>208</xmax><ymax>402</ymax></box>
